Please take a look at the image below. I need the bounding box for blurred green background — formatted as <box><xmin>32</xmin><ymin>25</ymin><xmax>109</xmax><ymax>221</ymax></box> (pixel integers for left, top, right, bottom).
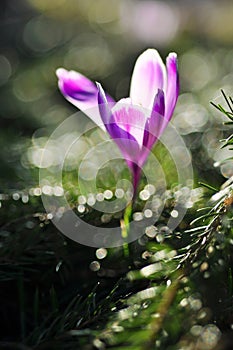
<box><xmin>1</xmin><ymin>1</ymin><xmax>233</xmax><ymax>349</ymax></box>
<box><xmin>1</xmin><ymin>0</ymin><xmax>233</xmax><ymax>193</ymax></box>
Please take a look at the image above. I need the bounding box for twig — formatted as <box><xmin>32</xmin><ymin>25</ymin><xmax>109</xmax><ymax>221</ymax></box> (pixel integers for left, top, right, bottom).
<box><xmin>144</xmin><ymin>273</ymin><xmax>182</xmax><ymax>350</ymax></box>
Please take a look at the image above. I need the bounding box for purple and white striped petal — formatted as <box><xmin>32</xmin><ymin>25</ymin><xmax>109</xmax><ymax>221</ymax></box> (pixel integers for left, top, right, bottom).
<box><xmin>111</xmin><ymin>99</ymin><xmax>148</xmax><ymax>148</ymax></box>
<box><xmin>97</xmin><ymin>95</ymin><xmax>141</xmax><ymax>164</ymax></box>
<box><xmin>165</xmin><ymin>53</ymin><xmax>179</xmax><ymax>121</ymax></box>
<box><xmin>96</xmin><ymin>82</ymin><xmax>111</xmax><ymax>130</ymax></box>
<box><xmin>130</xmin><ymin>49</ymin><xmax>166</xmax><ymax>109</ymax></box>
<box><xmin>56</xmin><ymin>68</ymin><xmax>114</xmax><ymax>129</ymax></box>
<box><xmin>143</xmin><ymin>89</ymin><xmax>165</xmax><ymax>153</ymax></box>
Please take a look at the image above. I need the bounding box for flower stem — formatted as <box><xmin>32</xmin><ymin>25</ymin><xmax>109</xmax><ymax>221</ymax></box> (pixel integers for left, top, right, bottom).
<box><xmin>132</xmin><ymin>165</ymin><xmax>141</xmax><ymax>202</ymax></box>
<box><xmin>120</xmin><ymin>201</ymin><xmax>133</xmax><ymax>257</ymax></box>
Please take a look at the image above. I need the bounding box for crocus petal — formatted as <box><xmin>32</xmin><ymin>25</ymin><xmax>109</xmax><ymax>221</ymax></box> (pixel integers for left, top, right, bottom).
<box><xmin>111</xmin><ymin>99</ymin><xmax>148</xmax><ymax>148</ymax></box>
<box><xmin>96</xmin><ymin>82</ymin><xmax>111</xmax><ymax>129</ymax></box>
<box><xmin>56</xmin><ymin>68</ymin><xmax>114</xmax><ymax>129</ymax></box>
<box><xmin>143</xmin><ymin>89</ymin><xmax>165</xmax><ymax>151</ymax></box>
<box><xmin>130</xmin><ymin>49</ymin><xmax>166</xmax><ymax>109</ymax></box>
<box><xmin>138</xmin><ymin>89</ymin><xmax>165</xmax><ymax>168</ymax></box>
<box><xmin>165</xmin><ymin>53</ymin><xmax>179</xmax><ymax>121</ymax></box>
<box><xmin>108</xmin><ymin>123</ymin><xmax>140</xmax><ymax>166</ymax></box>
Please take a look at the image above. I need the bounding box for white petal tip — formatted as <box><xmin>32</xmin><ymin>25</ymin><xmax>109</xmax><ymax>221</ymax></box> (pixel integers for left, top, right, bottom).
<box><xmin>167</xmin><ymin>52</ymin><xmax>178</xmax><ymax>61</ymax></box>
<box><xmin>139</xmin><ymin>48</ymin><xmax>161</xmax><ymax>60</ymax></box>
<box><xmin>96</xmin><ymin>82</ymin><xmax>105</xmax><ymax>96</ymax></box>
<box><xmin>95</xmin><ymin>81</ymin><xmax>101</xmax><ymax>89</ymax></box>
<box><xmin>56</xmin><ymin>68</ymin><xmax>67</xmax><ymax>78</ymax></box>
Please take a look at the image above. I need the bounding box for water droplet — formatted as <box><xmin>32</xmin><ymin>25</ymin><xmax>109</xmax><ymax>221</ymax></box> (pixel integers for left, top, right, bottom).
<box><xmin>203</xmin><ymin>271</ymin><xmax>210</xmax><ymax>279</ymax></box>
<box><xmin>115</xmin><ymin>188</ymin><xmax>124</xmax><ymax>198</ymax></box>
<box><xmin>96</xmin><ymin>248</ymin><xmax>107</xmax><ymax>259</ymax></box>
<box><xmin>104</xmin><ymin>190</ymin><xmax>113</xmax><ymax>199</ymax></box>
<box><xmin>42</xmin><ymin>185</ymin><xmax>53</xmax><ymax>195</ymax></box>
<box><xmin>22</xmin><ymin>195</ymin><xmax>29</xmax><ymax>203</ymax></box>
<box><xmin>189</xmin><ymin>298</ymin><xmax>202</xmax><ymax>311</ymax></box>
<box><xmin>101</xmin><ymin>213</ymin><xmax>112</xmax><ymax>223</ymax></box>
<box><xmin>200</xmin><ymin>262</ymin><xmax>208</xmax><ymax>272</ymax></box>
<box><xmin>144</xmin><ymin>184</ymin><xmax>156</xmax><ymax>195</ymax></box>
<box><xmin>96</xmin><ymin>193</ymin><xmax>104</xmax><ymax>202</ymax></box>
<box><xmin>77</xmin><ymin>204</ymin><xmax>85</xmax><ymax>213</ymax></box>
<box><xmin>25</xmin><ymin>221</ymin><xmax>35</xmax><ymax>229</ymax></box>
<box><xmin>87</xmin><ymin>194</ymin><xmax>96</xmax><ymax>206</ymax></box>
<box><xmin>145</xmin><ymin>225</ymin><xmax>158</xmax><ymax>238</ymax></box>
<box><xmin>47</xmin><ymin>213</ymin><xmax>53</xmax><ymax>220</ymax></box>
<box><xmin>133</xmin><ymin>212</ymin><xmax>143</xmax><ymax>221</ymax></box>
<box><xmin>199</xmin><ymin>324</ymin><xmax>221</xmax><ymax>349</ymax></box>
<box><xmin>89</xmin><ymin>261</ymin><xmax>100</xmax><ymax>271</ymax></box>
<box><xmin>190</xmin><ymin>325</ymin><xmax>202</xmax><ymax>336</ymax></box>
<box><xmin>156</xmin><ymin>233</ymin><xmax>164</xmax><ymax>243</ymax></box>
<box><xmin>78</xmin><ymin>195</ymin><xmax>86</xmax><ymax>205</ymax></box>
<box><xmin>218</xmin><ymin>259</ymin><xmax>224</xmax><ymax>266</ymax></box>
<box><xmin>54</xmin><ymin>186</ymin><xmax>64</xmax><ymax>196</ymax></box>
<box><xmin>33</xmin><ymin>187</ymin><xmax>42</xmax><ymax>196</ymax></box>
<box><xmin>198</xmin><ymin>309</ymin><xmax>207</xmax><ymax>320</ymax></box>
<box><xmin>139</xmin><ymin>189</ymin><xmax>150</xmax><ymax>201</ymax></box>
<box><xmin>12</xmin><ymin>193</ymin><xmax>20</xmax><ymax>200</ymax></box>
<box><xmin>171</xmin><ymin>209</ymin><xmax>179</xmax><ymax>218</ymax></box>
<box><xmin>125</xmin><ymin>190</ymin><xmax>133</xmax><ymax>201</ymax></box>
<box><xmin>207</xmin><ymin>246</ymin><xmax>214</xmax><ymax>254</ymax></box>
<box><xmin>144</xmin><ymin>209</ymin><xmax>153</xmax><ymax>218</ymax></box>
<box><xmin>151</xmin><ymin>196</ymin><xmax>162</xmax><ymax>211</ymax></box>
<box><xmin>180</xmin><ymin>298</ymin><xmax>188</xmax><ymax>307</ymax></box>
<box><xmin>166</xmin><ymin>279</ymin><xmax>172</xmax><ymax>287</ymax></box>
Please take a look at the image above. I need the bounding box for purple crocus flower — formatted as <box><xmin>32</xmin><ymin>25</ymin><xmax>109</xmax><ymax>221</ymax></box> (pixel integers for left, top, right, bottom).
<box><xmin>56</xmin><ymin>49</ymin><xmax>179</xmax><ymax>195</ymax></box>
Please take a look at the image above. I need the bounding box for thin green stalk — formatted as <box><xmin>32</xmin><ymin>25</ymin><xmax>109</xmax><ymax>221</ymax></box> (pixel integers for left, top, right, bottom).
<box><xmin>120</xmin><ymin>201</ymin><xmax>133</xmax><ymax>257</ymax></box>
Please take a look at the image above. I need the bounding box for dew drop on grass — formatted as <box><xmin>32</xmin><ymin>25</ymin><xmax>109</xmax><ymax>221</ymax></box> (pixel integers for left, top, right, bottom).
<box><xmin>171</xmin><ymin>209</ymin><xmax>179</xmax><ymax>218</ymax></box>
<box><xmin>145</xmin><ymin>225</ymin><xmax>158</xmax><ymax>238</ymax></box>
<box><xmin>133</xmin><ymin>212</ymin><xmax>143</xmax><ymax>221</ymax></box>
<box><xmin>87</xmin><ymin>194</ymin><xmax>96</xmax><ymax>206</ymax></box>
<box><xmin>12</xmin><ymin>193</ymin><xmax>20</xmax><ymax>200</ymax></box>
<box><xmin>144</xmin><ymin>209</ymin><xmax>153</xmax><ymax>218</ymax></box>
<box><xmin>104</xmin><ymin>189</ymin><xmax>113</xmax><ymax>199</ymax></box>
<box><xmin>22</xmin><ymin>194</ymin><xmax>29</xmax><ymax>203</ymax></box>
<box><xmin>34</xmin><ymin>187</ymin><xmax>42</xmax><ymax>196</ymax></box>
<box><xmin>139</xmin><ymin>189</ymin><xmax>150</xmax><ymax>201</ymax></box>
<box><xmin>144</xmin><ymin>184</ymin><xmax>156</xmax><ymax>195</ymax></box>
<box><xmin>89</xmin><ymin>261</ymin><xmax>100</xmax><ymax>271</ymax></box>
<box><xmin>77</xmin><ymin>204</ymin><xmax>85</xmax><ymax>213</ymax></box>
<box><xmin>115</xmin><ymin>188</ymin><xmax>124</xmax><ymax>198</ymax></box>
<box><xmin>96</xmin><ymin>248</ymin><xmax>107</xmax><ymax>259</ymax></box>
<box><xmin>78</xmin><ymin>195</ymin><xmax>86</xmax><ymax>205</ymax></box>
<box><xmin>96</xmin><ymin>193</ymin><xmax>104</xmax><ymax>202</ymax></box>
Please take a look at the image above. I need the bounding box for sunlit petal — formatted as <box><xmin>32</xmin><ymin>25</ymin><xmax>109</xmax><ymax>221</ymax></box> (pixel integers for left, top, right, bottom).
<box><xmin>96</xmin><ymin>82</ymin><xmax>111</xmax><ymax>129</ymax></box>
<box><xmin>130</xmin><ymin>49</ymin><xmax>166</xmax><ymax>108</ymax></box>
<box><xmin>56</xmin><ymin>68</ymin><xmax>114</xmax><ymax>129</ymax></box>
<box><xmin>143</xmin><ymin>89</ymin><xmax>165</xmax><ymax>151</ymax></box>
<box><xmin>111</xmin><ymin>99</ymin><xmax>148</xmax><ymax>148</ymax></box>
<box><xmin>165</xmin><ymin>53</ymin><xmax>179</xmax><ymax>121</ymax></box>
